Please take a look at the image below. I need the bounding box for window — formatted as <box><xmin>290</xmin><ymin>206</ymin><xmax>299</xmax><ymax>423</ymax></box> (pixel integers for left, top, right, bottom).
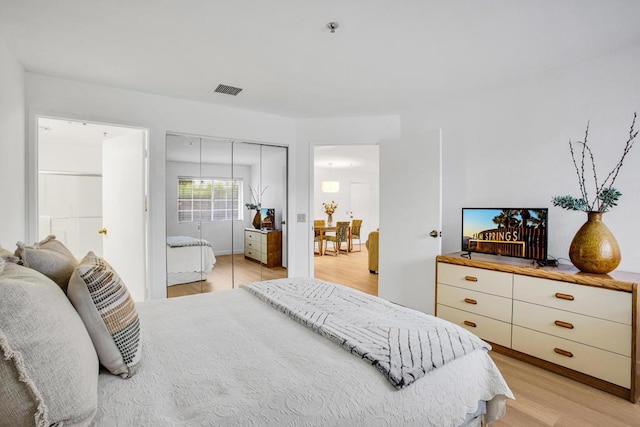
<box><xmin>178</xmin><ymin>178</ymin><xmax>242</xmax><ymax>222</ymax></box>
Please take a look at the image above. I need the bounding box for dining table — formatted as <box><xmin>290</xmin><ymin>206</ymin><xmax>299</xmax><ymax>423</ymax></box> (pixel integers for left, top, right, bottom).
<box><xmin>314</xmin><ymin>225</ymin><xmax>351</xmax><ymax>255</ymax></box>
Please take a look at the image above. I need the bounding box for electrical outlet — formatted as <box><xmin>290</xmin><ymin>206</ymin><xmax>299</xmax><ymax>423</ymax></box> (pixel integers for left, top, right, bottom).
<box><xmin>297</xmin><ymin>213</ymin><xmax>306</xmax><ymax>223</ymax></box>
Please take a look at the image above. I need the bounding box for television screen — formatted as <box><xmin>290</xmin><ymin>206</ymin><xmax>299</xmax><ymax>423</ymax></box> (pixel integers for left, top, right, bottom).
<box><xmin>260</xmin><ymin>208</ymin><xmax>275</xmax><ymax>230</ymax></box>
<box><xmin>462</xmin><ymin>208</ymin><xmax>547</xmax><ymax>261</ymax></box>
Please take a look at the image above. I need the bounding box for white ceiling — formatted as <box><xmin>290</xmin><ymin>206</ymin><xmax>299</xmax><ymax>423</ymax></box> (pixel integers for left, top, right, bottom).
<box><xmin>1</xmin><ymin>1</ymin><xmax>639</xmax><ymax>119</ymax></box>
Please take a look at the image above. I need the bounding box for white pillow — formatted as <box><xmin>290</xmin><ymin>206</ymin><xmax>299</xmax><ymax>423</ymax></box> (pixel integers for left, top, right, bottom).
<box><xmin>0</xmin><ymin>260</ymin><xmax>99</xmax><ymax>426</ymax></box>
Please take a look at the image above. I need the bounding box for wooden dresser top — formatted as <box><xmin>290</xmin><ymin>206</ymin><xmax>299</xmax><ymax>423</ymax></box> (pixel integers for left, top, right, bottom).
<box><xmin>437</xmin><ymin>252</ymin><xmax>640</xmax><ymax>293</ymax></box>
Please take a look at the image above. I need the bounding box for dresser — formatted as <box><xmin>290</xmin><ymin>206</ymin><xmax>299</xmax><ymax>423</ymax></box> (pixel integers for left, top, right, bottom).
<box><xmin>435</xmin><ymin>252</ymin><xmax>640</xmax><ymax>402</ymax></box>
<box><xmin>244</xmin><ymin>229</ymin><xmax>282</xmax><ymax>268</ymax></box>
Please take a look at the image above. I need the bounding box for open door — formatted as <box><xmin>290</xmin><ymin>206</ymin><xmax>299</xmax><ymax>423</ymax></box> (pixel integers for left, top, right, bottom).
<box><xmin>102</xmin><ymin>131</ymin><xmax>147</xmax><ymax>301</ymax></box>
<box><xmin>378</xmin><ymin>129</ymin><xmax>441</xmax><ymax>314</ymax></box>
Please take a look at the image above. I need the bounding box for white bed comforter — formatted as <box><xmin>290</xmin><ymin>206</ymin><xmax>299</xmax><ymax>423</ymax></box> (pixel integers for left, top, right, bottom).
<box><xmin>166</xmin><ymin>245</ymin><xmax>216</xmax><ymax>286</ymax></box>
<box><xmin>93</xmin><ymin>286</ymin><xmax>513</xmax><ymax>426</ymax></box>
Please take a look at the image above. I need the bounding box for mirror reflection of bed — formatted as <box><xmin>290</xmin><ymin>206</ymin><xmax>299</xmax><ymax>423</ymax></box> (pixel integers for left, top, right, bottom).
<box><xmin>166</xmin><ymin>241</ymin><xmax>287</xmax><ymax>298</ymax></box>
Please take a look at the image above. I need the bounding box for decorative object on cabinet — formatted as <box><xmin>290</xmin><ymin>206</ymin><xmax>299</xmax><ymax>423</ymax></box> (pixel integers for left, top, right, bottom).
<box><xmin>245</xmin><ymin>185</ymin><xmax>268</xmax><ymax>229</ymax></box>
<box><xmin>552</xmin><ymin>113</ymin><xmax>637</xmax><ymax>273</ymax></box>
<box><xmin>568</xmin><ymin>211</ymin><xmax>620</xmax><ymax>274</ymax></box>
<box><xmin>435</xmin><ymin>252</ymin><xmax>640</xmax><ymax>402</ymax></box>
<box><xmin>244</xmin><ymin>229</ymin><xmax>282</xmax><ymax>268</ymax></box>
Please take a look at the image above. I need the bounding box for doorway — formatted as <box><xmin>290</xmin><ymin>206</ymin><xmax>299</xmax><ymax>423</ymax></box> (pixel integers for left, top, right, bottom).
<box><xmin>312</xmin><ymin>145</ymin><xmax>379</xmax><ymax>295</ymax></box>
<box><xmin>36</xmin><ymin>117</ymin><xmax>149</xmax><ymax>301</ymax></box>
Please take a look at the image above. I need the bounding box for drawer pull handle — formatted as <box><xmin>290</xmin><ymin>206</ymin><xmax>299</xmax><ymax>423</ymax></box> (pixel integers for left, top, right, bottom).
<box><xmin>463</xmin><ymin>298</ymin><xmax>477</xmax><ymax>305</ymax></box>
<box><xmin>464</xmin><ymin>276</ymin><xmax>478</xmax><ymax>282</ymax></box>
<box><xmin>554</xmin><ymin>320</ymin><xmax>574</xmax><ymax>329</ymax></box>
<box><xmin>463</xmin><ymin>320</ymin><xmax>477</xmax><ymax>328</ymax></box>
<box><xmin>554</xmin><ymin>293</ymin><xmax>575</xmax><ymax>301</ymax></box>
<box><xmin>554</xmin><ymin>348</ymin><xmax>574</xmax><ymax>358</ymax></box>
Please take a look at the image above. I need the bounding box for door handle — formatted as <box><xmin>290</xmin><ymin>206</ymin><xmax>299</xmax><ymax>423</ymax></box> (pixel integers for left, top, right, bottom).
<box><xmin>429</xmin><ymin>230</ymin><xmax>440</xmax><ymax>238</ymax></box>
<box><xmin>98</xmin><ymin>228</ymin><xmax>108</xmax><ymax>235</ymax></box>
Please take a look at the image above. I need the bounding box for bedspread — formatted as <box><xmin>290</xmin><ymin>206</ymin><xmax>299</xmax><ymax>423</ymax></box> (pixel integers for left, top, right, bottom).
<box><xmin>93</xmin><ymin>283</ymin><xmax>513</xmax><ymax>426</ymax></box>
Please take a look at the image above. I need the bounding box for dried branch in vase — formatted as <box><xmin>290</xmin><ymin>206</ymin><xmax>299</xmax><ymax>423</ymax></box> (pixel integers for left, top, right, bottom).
<box><xmin>552</xmin><ymin>113</ymin><xmax>637</xmax><ymax>212</ymax></box>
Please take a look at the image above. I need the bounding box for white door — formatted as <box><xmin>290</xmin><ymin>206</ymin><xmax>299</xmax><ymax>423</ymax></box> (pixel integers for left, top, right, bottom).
<box><xmin>102</xmin><ymin>131</ymin><xmax>147</xmax><ymax>301</ymax></box>
<box><xmin>378</xmin><ymin>130</ymin><xmax>441</xmax><ymax>314</ymax></box>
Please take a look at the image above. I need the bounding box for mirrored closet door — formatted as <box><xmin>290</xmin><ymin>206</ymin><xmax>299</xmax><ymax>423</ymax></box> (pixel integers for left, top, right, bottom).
<box><xmin>166</xmin><ymin>134</ymin><xmax>288</xmax><ymax>298</ymax></box>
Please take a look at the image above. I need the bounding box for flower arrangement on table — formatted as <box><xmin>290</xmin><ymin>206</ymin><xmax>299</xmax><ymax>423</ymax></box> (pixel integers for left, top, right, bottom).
<box><xmin>322</xmin><ymin>201</ymin><xmax>338</xmax><ymax>215</ymax></box>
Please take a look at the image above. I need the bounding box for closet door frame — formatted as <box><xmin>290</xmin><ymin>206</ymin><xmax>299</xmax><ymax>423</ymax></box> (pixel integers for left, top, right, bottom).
<box><xmin>165</xmin><ymin>132</ymin><xmax>289</xmax><ymax>295</ymax></box>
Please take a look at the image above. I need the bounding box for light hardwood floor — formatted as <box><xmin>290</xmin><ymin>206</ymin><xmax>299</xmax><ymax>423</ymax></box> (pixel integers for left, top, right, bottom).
<box><xmin>166</xmin><ymin>247</ymin><xmax>640</xmax><ymax>425</ymax></box>
<box><xmin>313</xmin><ymin>243</ymin><xmax>378</xmax><ymax>295</ymax></box>
<box><xmin>490</xmin><ymin>351</ymin><xmax>640</xmax><ymax>426</ymax></box>
<box><xmin>168</xmin><ymin>243</ymin><xmax>377</xmax><ymax>298</ymax></box>
<box><xmin>166</xmin><ymin>253</ymin><xmax>287</xmax><ymax>297</ymax></box>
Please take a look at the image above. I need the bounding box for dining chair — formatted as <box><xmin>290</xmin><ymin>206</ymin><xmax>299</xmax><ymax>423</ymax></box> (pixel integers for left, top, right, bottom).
<box><xmin>324</xmin><ymin>221</ymin><xmax>350</xmax><ymax>256</ymax></box>
<box><xmin>350</xmin><ymin>219</ymin><xmax>363</xmax><ymax>252</ymax></box>
<box><xmin>313</xmin><ymin>219</ymin><xmax>326</xmax><ymax>255</ymax></box>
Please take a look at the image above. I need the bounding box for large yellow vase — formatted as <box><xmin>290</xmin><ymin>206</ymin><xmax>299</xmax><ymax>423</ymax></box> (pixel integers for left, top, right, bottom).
<box><xmin>569</xmin><ymin>211</ymin><xmax>620</xmax><ymax>274</ymax></box>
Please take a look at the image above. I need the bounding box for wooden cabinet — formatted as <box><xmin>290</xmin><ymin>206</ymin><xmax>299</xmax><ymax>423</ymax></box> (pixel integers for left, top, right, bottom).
<box><xmin>435</xmin><ymin>252</ymin><xmax>640</xmax><ymax>402</ymax></box>
<box><xmin>244</xmin><ymin>229</ymin><xmax>282</xmax><ymax>268</ymax></box>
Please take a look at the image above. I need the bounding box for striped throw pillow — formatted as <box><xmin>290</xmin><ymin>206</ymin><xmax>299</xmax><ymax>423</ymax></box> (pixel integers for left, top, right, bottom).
<box><xmin>67</xmin><ymin>252</ymin><xmax>141</xmax><ymax>378</ymax></box>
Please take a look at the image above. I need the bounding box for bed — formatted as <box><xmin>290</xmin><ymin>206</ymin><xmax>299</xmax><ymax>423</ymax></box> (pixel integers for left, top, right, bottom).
<box><xmin>1</xmin><ymin>242</ymin><xmax>513</xmax><ymax>427</ymax></box>
<box><xmin>93</xmin><ymin>278</ymin><xmax>513</xmax><ymax>426</ymax></box>
<box><xmin>166</xmin><ymin>235</ymin><xmax>216</xmax><ymax>285</ymax></box>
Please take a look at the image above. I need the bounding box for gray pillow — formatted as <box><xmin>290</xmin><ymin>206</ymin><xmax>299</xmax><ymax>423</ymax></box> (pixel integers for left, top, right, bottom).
<box><xmin>67</xmin><ymin>252</ymin><xmax>142</xmax><ymax>378</ymax></box>
<box><xmin>0</xmin><ymin>258</ymin><xmax>99</xmax><ymax>427</ymax></box>
<box><xmin>14</xmin><ymin>235</ymin><xmax>78</xmax><ymax>293</ymax></box>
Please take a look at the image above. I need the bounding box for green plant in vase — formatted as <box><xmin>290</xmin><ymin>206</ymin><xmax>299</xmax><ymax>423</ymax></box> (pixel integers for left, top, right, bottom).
<box><xmin>552</xmin><ymin>113</ymin><xmax>637</xmax><ymax>273</ymax></box>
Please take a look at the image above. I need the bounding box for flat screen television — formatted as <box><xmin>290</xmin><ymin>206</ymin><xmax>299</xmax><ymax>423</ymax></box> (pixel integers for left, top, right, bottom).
<box><xmin>260</xmin><ymin>208</ymin><xmax>275</xmax><ymax>230</ymax></box>
<box><xmin>461</xmin><ymin>208</ymin><xmax>548</xmax><ymax>261</ymax></box>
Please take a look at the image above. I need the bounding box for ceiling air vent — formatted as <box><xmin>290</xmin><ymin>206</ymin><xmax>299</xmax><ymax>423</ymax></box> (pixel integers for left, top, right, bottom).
<box><xmin>213</xmin><ymin>84</ymin><xmax>243</xmax><ymax>96</ymax></box>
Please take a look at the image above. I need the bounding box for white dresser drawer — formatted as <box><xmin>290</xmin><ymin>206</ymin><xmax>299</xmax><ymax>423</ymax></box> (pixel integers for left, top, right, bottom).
<box><xmin>437</xmin><ymin>304</ymin><xmax>512</xmax><ymax>348</ymax></box>
<box><xmin>437</xmin><ymin>284</ymin><xmax>512</xmax><ymax>323</ymax></box>
<box><xmin>512</xmin><ymin>326</ymin><xmax>630</xmax><ymax>388</ymax></box>
<box><xmin>244</xmin><ymin>247</ymin><xmax>261</xmax><ymax>261</ymax></box>
<box><xmin>513</xmin><ymin>275</ymin><xmax>631</xmax><ymax>325</ymax></box>
<box><xmin>245</xmin><ymin>239</ymin><xmax>261</xmax><ymax>253</ymax></box>
<box><xmin>513</xmin><ymin>300</ymin><xmax>631</xmax><ymax>356</ymax></box>
<box><xmin>245</xmin><ymin>230</ymin><xmax>262</xmax><ymax>244</ymax></box>
<box><xmin>437</xmin><ymin>263</ymin><xmax>512</xmax><ymax>297</ymax></box>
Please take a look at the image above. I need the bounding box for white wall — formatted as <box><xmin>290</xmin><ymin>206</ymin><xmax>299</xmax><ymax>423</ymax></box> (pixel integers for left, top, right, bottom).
<box><xmin>26</xmin><ymin>73</ymin><xmax>296</xmax><ymax>299</ymax></box>
<box><xmin>294</xmin><ymin>116</ymin><xmax>401</xmax><ymax>277</ymax></box>
<box><xmin>0</xmin><ymin>37</ymin><xmax>25</xmax><ymax>247</ymax></box>
<box><xmin>419</xmin><ymin>42</ymin><xmax>640</xmax><ymax>273</ymax></box>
